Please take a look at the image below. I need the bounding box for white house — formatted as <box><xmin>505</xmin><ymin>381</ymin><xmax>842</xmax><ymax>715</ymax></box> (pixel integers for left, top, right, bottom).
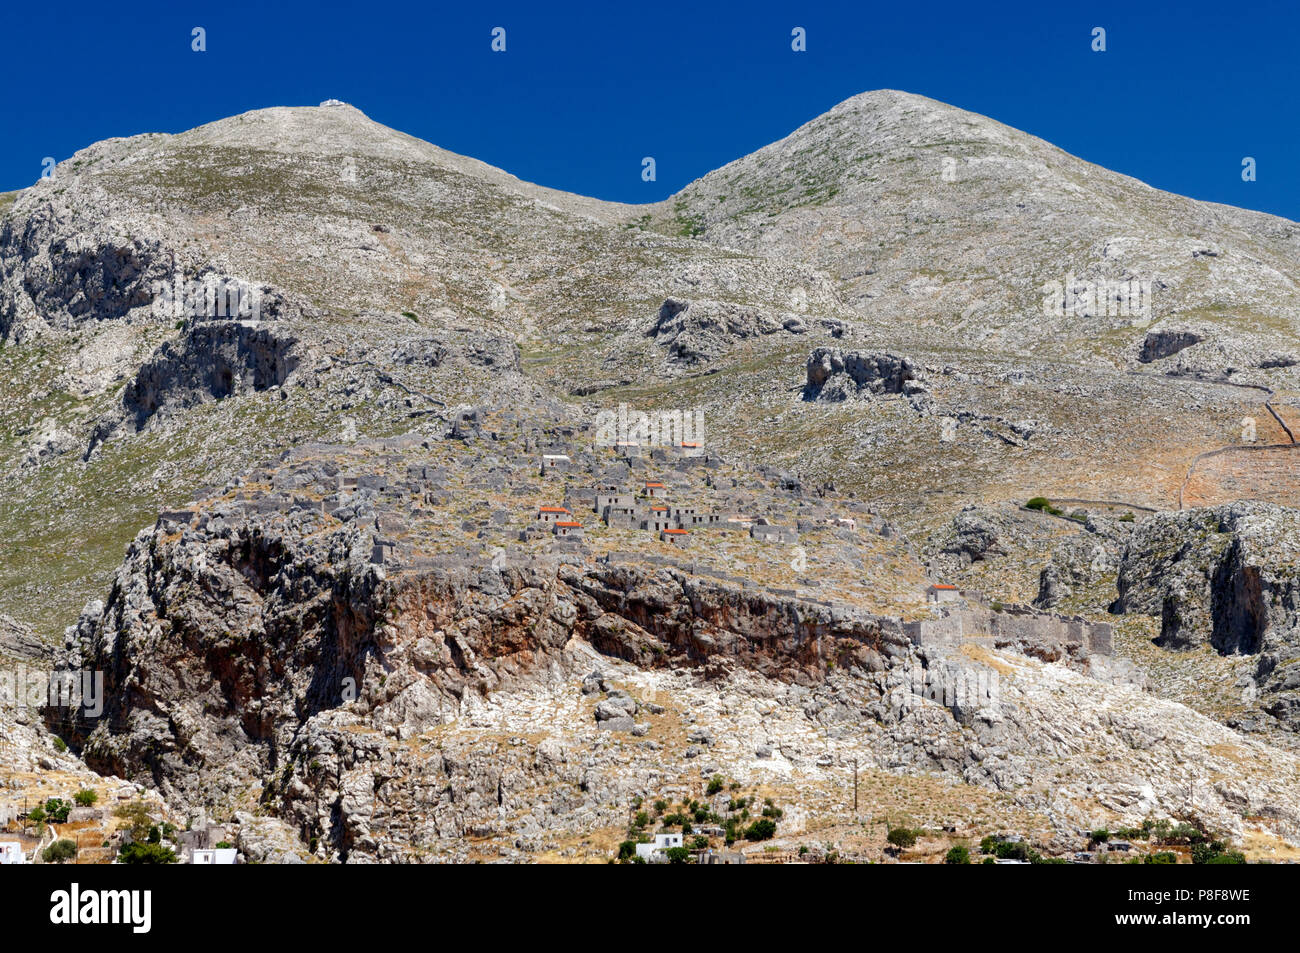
<box><xmin>635</xmin><ymin>832</ymin><xmax>684</xmax><ymax>861</ymax></box>
<box><xmin>0</xmin><ymin>841</ymin><xmax>27</xmax><ymax>864</ymax></box>
<box><xmin>192</xmin><ymin>848</ymin><xmax>237</xmax><ymax>865</ymax></box>
<box><xmin>540</xmin><ymin>454</ymin><xmax>571</xmax><ymax>475</ymax></box>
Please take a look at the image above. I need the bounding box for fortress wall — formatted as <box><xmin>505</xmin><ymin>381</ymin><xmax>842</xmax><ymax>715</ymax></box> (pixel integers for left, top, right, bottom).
<box><xmin>910</xmin><ymin>603</ymin><xmax>1113</xmax><ymax>661</ymax></box>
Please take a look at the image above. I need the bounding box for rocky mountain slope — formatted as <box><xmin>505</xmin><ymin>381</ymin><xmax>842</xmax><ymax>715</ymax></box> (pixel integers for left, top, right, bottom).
<box><xmin>5</xmin><ymin>92</ymin><xmax>1300</xmax><ymax>861</ymax></box>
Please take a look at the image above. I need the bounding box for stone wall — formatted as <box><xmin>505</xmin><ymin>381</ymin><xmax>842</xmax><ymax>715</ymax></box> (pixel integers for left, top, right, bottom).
<box><xmin>904</xmin><ymin>602</ymin><xmax>1112</xmax><ymax>664</ymax></box>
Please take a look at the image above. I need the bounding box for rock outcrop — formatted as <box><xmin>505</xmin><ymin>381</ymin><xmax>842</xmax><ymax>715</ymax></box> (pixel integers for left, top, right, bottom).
<box><xmin>1113</xmin><ymin>502</ymin><xmax>1300</xmax><ymax>730</ymax></box>
<box><xmin>803</xmin><ymin>347</ymin><xmax>929</xmax><ymax>406</ymax></box>
<box><xmin>647</xmin><ymin>298</ymin><xmax>808</xmax><ymax>366</ymax></box>
<box><xmin>1139</xmin><ymin>328</ymin><xmax>1203</xmax><ymax>363</ymax></box>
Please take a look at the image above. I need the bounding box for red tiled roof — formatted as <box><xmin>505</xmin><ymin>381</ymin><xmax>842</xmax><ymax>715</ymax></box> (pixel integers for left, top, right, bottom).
<box><xmin>930</xmin><ymin>584</ymin><xmax>958</xmax><ymax>590</ymax></box>
<box><xmin>662</xmin><ymin>529</ymin><xmax>689</xmax><ymax>535</ymax></box>
<box><xmin>539</xmin><ymin>506</ymin><xmax>569</xmax><ymax>513</ymax></box>
<box><xmin>555</xmin><ymin>521</ymin><xmax>582</xmax><ymax>528</ymax></box>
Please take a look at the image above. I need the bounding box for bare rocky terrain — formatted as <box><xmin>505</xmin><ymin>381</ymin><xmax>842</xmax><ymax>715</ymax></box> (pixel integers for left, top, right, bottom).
<box><xmin>5</xmin><ymin>91</ymin><xmax>1300</xmax><ymax>863</ymax></box>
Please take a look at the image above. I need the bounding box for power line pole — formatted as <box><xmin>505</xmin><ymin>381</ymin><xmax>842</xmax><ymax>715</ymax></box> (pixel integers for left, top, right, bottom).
<box><xmin>853</xmin><ymin>758</ymin><xmax>859</xmax><ymax>815</ymax></box>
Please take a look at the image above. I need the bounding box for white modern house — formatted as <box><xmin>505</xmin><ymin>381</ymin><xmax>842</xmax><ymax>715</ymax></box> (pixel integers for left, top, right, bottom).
<box><xmin>0</xmin><ymin>841</ymin><xmax>28</xmax><ymax>864</ymax></box>
<box><xmin>635</xmin><ymin>832</ymin><xmax>684</xmax><ymax>861</ymax></box>
<box><xmin>192</xmin><ymin>848</ymin><xmax>238</xmax><ymax>865</ymax></box>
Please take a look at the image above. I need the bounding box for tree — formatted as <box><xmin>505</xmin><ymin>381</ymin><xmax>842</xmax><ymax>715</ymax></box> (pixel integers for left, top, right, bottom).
<box><xmin>42</xmin><ymin>839</ymin><xmax>77</xmax><ymax>863</ymax></box>
<box><xmin>706</xmin><ymin>775</ymin><xmax>725</xmax><ymax>796</ymax></box>
<box><xmin>117</xmin><ymin>841</ymin><xmax>178</xmax><ymax>864</ymax></box>
<box><xmin>113</xmin><ymin>800</ymin><xmax>155</xmax><ymax>843</ymax></box>
<box><xmin>945</xmin><ymin>845</ymin><xmax>971</xmax><ymax>864</ymax></box>
<box><xmin>74</xmin><ymin>788</ymin><xmax>99</xmax><ymax>807</ymax></box>
<box><xmin>887</xmin><ymin>827</ymin><xmax>919</xmax><ymax>849</ymax></box>
<box><xmin>744</xmin><ymin>818</ymin><xmax>777</xmax><ymax>841</ymax></box>
<box><xmin>664</xmin><ymin>847</ymin><xmax>691</xmax><ymax>864</ymax></box>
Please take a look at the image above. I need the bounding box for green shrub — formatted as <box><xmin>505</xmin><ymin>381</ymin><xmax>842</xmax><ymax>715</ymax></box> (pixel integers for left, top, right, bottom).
<box><xmin>945</xmin><ymin>845</ymin><xmax>971</xmax><ymax>864</ymax></box>
<box><xmin>42</xmin><ymin>839</ymin><xmax>77</xmax><ymax>863</ymax></box>
<box><xmin>42</xmin><ymin>799</ymin><xmax>71</xmax><ymax>823</ymax></box>
<box><xmin>1192</xmin><ymin>842</ymin><xmax>1245</xmax><ymax>864</ymax></box>
<box><xmin>113</xmin><ymin>800</ymin><xmax>153</xmax><ymax>842</ymax></box>
<box><xmin>1145</xmin><ymin>852</ymin><xmax>1177</xmax><ymax>864</ymax></box>
<box><xmin>73</xmin><ymin>788</ymin><xmax>98</xmax><ymax>807</ymax></box>
<box><xmin>52</xmin><ymin>737</ymin><xmax>68</xmax><ymax>753</ymax></box>
<box><xmin>1026</xmin><ymin>497</ymin><xmax>1051</xmax><ymax>511</ymax></box>
<box><xmin>617</xmin><ymin>840</ymin><xmax>636</xmax><ymax>861</ymax></box>
<box><xmin>993</xmin><ymin>840</ymin><xmax>1034</xmax><ymax>862</ymax></box>
<box><xmin>706</xmin><ymin>776</ymin><xmax>725</xmax><ymax>796</ymax></box>
<box><xmin>1114</xmin><ymin>822</ymin><xmax>1151</xmax><ymax>840</ymax></box>
<box><xmin>1089</xmin><ymin>829</ymin><xmax>1110</xmax><ymax>845</ymax></box>
<box><xmin>1203</xmin><ymin>852</ymin><xmax>1247</xmax><ymax>865</ymax></box>
<box><xmin>117</xmin><ymin>841</ymin><xmax>177</xmax><ymax>864</ymax></box>
<box><xmin>745</xmin><ymin>819</ymin><xmax>778</xmax><ymax>841</ymax></box>
<box><xmin>887</xmin><ymin>827</ymin><xmax>919</xmax><ymax>849</ymax></box>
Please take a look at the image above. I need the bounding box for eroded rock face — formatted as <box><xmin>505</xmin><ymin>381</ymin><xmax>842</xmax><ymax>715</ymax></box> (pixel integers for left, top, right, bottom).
<box><xmin>47</xmin><ymin>506</ymin><xmax>384</xmax><ymax>802</ymax></box>
<box><xmin>0</xmin><ymin>198</ymin><xmax>174</xmax><ymax>340</ymax></box>
<box><xmin>86</xmin><ymin>319</ymin><xmax>303</xmax><ymax>455</ymax></box>
<box><xmin>0</xmin><ymin>613</ymin><xmax>49</xmax><ymax>662</ymax></box>
<box><xmin>1139</xmin><ymin>328</ymin><xmax>1203</xmax><ymax>363</ymax></box>
<box><xmin>647</xmin><ymin>298</ymin><xmax>805</xmax><ymax>366</ymax></box>
<box><xmin>1114</xmin><ymin>503</ymin><xmax>1300</xmax><ymax>729</ymax></box>
<box><xmin>933</xmin><ymin>507</ymin><xmax>1006</xmax><ymax>570</ymax></box>
<box><xmin>1035</xmin><ymin>516</ymin><xmax>1133</xmax><ymax>611</ymax></box>
<box><xmin>125</xmin><ymin>321</ymin><xmax>301</xmax><ymax>422</ymax></box>
<box><xmin>803</xmin><ymin>347</ymin><xmax>927</xmax><ymax>404</ymax></box>
<box><xmin>44</xmin><ymin>467</ymin><xmax>900</xmax><ymax>859</ymax></box>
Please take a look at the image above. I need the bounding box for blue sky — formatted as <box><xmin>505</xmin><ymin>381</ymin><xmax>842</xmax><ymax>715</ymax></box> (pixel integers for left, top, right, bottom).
<box><xmin>3</xmin><ymin>0</ymin><xmax>1298</xmax><ymax>219</ymax></box>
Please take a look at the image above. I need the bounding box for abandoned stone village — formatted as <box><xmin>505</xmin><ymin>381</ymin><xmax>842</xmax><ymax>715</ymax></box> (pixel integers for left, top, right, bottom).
<box><xmin>148</xmin><ymin>408</ymin><xmax>1119</xmax><ymax>691</ymax></box>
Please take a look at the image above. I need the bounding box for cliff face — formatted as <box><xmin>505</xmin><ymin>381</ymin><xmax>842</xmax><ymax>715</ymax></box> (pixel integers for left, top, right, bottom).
<box><xmin>1114</xmin><ymin>502</ymin><xmax>1300</xmax><ymax>729</ymax></box>
<box><xmin>45</xmin><ymin>453</ymin><xmax>904</xmax><ymax>857</ymax></box>
<box><xmin>49</xmin><ymin>506</ymin><xmax>385</xmax><ymax>801</ymax></box>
